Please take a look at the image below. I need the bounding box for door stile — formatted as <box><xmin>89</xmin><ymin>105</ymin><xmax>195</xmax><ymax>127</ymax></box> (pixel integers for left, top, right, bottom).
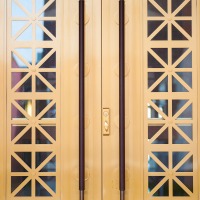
<box><xmin>61</xmin><ymin>0</ymin><xmax>102</xmax><ymax>199</ymax></box>
<box><xmin>198</xmin><ymin>0</ymin><xmax>200</xmax><ymax>198</ymax></box>
<box><xmin>102</xmin><ymin>0</ymin><xmax>143</xmax><ymax>199</ymax></box>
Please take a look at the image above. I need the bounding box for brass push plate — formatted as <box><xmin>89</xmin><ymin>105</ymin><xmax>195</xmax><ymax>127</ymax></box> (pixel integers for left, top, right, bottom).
<box><xmin>102</xmin><ymin>108</ymin><xmax>110</xmax><ymax>135</ymax></box>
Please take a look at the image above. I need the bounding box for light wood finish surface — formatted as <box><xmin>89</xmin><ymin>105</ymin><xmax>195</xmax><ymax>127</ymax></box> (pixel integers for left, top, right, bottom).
<box><xmin>61</xmin><ymin>0</ymin><xmax>101</xmax><ymax>199</ymax></box>
<box><xmin>0</xmin><ymin>0</ymin><xmax>199</xmax><ymax>199</ymax></box>
<box><xmin>102</xmin><ymin>0</ymin><xmax>143</xmax><ymax>199</ymax></box>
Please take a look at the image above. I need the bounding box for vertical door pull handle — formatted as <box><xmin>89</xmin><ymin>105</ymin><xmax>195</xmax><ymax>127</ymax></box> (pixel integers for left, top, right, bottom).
<box><xmin>119</xmin><ymin>0</ymin><xmax>125</xmax><ymax>200</ymax></box>
<box><xmin>79</xmin><ymin>0</ymin><xmax>85</xmax><ymax>200</ymax></box>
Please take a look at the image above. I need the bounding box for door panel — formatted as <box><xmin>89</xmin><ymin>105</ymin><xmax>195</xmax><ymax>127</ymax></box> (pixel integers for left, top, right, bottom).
<box><xmin>102</xmin><ymin>0</ymin><xmax>143</xmax><ymax>199</ymax></box>
<box><xmin>5</xmin><ymin>0</ymin><xmax>101</xmax><ymax>199</ymax></box>
<box><xmin>61</xmin><ymin>0</ymin><xmax>101</xmax><ymax>199</ymax></box>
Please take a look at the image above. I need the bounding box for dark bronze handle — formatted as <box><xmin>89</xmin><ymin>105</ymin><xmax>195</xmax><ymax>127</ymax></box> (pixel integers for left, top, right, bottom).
<box><xmin>79</xmin><ymin>0</ymin><xmax>85</xmax><ymax>199</ymax></box>
<box><xmin>119</xmin><ymin>0</ymin><xmax>125</xmax><ymax>199</ymax></box>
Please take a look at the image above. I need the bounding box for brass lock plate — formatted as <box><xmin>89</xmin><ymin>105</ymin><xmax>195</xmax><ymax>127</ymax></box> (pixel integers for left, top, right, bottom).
<box><xmin>102</xmin><ymin>108</ymin><xmax>110</xmax><ymax>135</ymax></box>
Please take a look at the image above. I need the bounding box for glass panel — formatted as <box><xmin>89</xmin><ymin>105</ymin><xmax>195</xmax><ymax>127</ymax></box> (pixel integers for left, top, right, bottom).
<box><xmin>36</xmin><ymin>100</ymin><xmax>56</xmax><ymax>118</ymax></box>
<box><xmin>177</xmin><ymin>156</ymin><xmax>193</xmax><ymax>172</ymax></box>
<box><xmin>11</xmin><ymin>177</ymin><xmax>32</xmax><ymax>197</ymax></box>
<box><xmin>176</xmin><ymin>176</ymin><xmax>193</xmax><ymax>192</ymax></box>
<box><xmin>173</xmin><ymin>152</ymin><xmax>189</xmax><ymax>168</ymax></box>
<box><xmin>40</xmin><ymin>176</ymin><xmax>56</xmax><ymax>192</ymax></box>
<box><xmin>148</xmin><ymin>100</ymin><xmax>168</xmax><ymax>119</ymax></box>
<box><xmin>16</xmin><ymin>25</ymin><xmax>33</xmax><ymax>41</ymax></box>
<box><xmin>40</xmin><ymin>1</ymin><xmax>56</xmax><ymax>17</ymax></box>
<box><xmin>152</xmin><ymin>25</ymin><xmax>168</xmax><ymax>40</ymax></box>
<box><xmin>175</xmin><ymin>1</ymin><xmax>192</xmax><ymax>16</ymax></box>
<box><xmin>173</xmin><ymin>180</ymin><xmax>189</xmax><ymax>196</ymax></box>
<box><xmin>172</xmin><ymin>76</ymin><xmax>189</xmax><ymax>92</ymax></box>
<box><xmin>11</xmin><ymin>176</ymin><xmax>28</xmax><ymax>192</ymax></box>
<box><xmin>12</xmin><ymin>1</ymin><xmax>27</xmax><ymax>17</ymax></box>
<box><xmin>178</xmin><ymin>104</ymin><xmax>192</xmax><ymax>119</ymax></box>
<box><xmin>177</xmin><ymin>124</ymin><xmax>192</xmax><ymax>140</ymax></box>
<box><xmin>148</xmin><ymin>72</ymin><xmax>168</xmax><ymax>92</ymax></box>
<box><xmin>175</xmin><ymin>20</ymin><xmax>192</xmax><ymax>36</ymax></box>
<box><xmin>36</xmin><ymin>180</ymin><xmax>51</xmax><ymax>196</ymax></box>
<box><xmin>172</xmin><ymin>48</ymin><xmax>188</xmax><ymax>64</ymax></box>
<box><xmin>148</xmin><ymin>156</ymin><xmax>165</xmax><ymax>172</ymax></box>
<box><xmin>12</xmin><ymin>21</ymin><xmax>28</xmax><ymax>37</ymax></box>
<box><xmin>152</xmin><ymin>77</ymin><xmax>168</xmax><ymax>92</ymax></box>
<box><xmin>16</xmin><ymin>152</ymin><xmax>32</xmax><ymax>168</ymax></box>
<box><xmin>148</xmin><ymin>72</ymin><xmax>163</xmax><ymax>88</ymax></box>
<box><xmin>39</xmin><ymin>156</ymin><xmax>56</xmax><ymax>172</ymax></box>
<box><xmin>172</xmin><ymin>128</ymin><xmax>189</xmax><ymax>144</ymax></box>
<box><xmin>148</xmin><ymin>1</ymin><xmax>163</xmax><ymax>16</ymax></box>
<box><xmin>154</xmin><ymin>0</ymin><xmax>168</xmax><ymax>12</ymax></box>
<box><xmin>36</xmin><ymin>21</ymin><xmax>56</xmax><ymax>41</ymax></box>
<box><xmin>172</xmin><ymin>0</ymin><xmax>185</xmax><ymax>13</ymax></box>
<box><xmin>148</xmin><ymin>21</ymin><xmax>164</xmax><ymax>37</ymax></box>
<box><xmin>18</xmin><ymin>0</ymin><xmax>32</xmax><ymax>13</ymax></box>
<box><xmin>152</xmin><ymin>48</ymin><xmax>168</xmax><ymax>64</ymax></box>
<box><xmin>36</xmin><ymin>72</ymin><xmax>56</xmax><ymax>92</ymax></box>
<box><xmin>11</xmin><ymin>100</ymin><xmax>32</xmax><ymax>120</ymax></box>
<box><xmin>148</xmin><ymin>176</ymin><xmax>166</xmax><ymax>193</ymax></box>
<box><xmin>148</xmin><ymin>125</ymin><xmax>168</xmax><ymax>144</ymax></box>
<box><xmin>15</xmin><ymin>128</ymin><xmax>32</xmax><ymax>144</ymax></box>
<box><xmin>152</xmin><ymin>152</ymin><xmax>168</xmax><ymax>168</ymax></box>
<box><xmin>176</xmin><ymin>52</ymin><xmax>192</xmax><ymax>68</ymax></box>
<box><xmin>148</xmin><ymin>52</ymin><xmax>165</xmax><ymax>68</ymax></box>
<box><xmin>36</xmin><ymin>48</ymin><xmax>56</xmax><ymax>68</ymax></box>
<box><xmin>36</xmin><ymin>152</ymin><xmax>52</xmax><ymax>168</ymax></box>
<box><xmin>12</xmin><ymin>48</ymin><xmax>32</xmax><ymax>68</ymax></box>
<box><xmin>11</xmin><ymin>155</ymin><xmax>28</xmax><ymax>172</ymax></box>
<box><xmin>36</xmin><ymin>128</ymin><xmax>52</xmax><ymax>144</ymax></box>
<box><xmin>12</xmin><ymin>72</ymin><xmax>28</xmax><ymax>88</ymax></box>
<box><xmin>36</xmin><ymin>0</ymin><xmax>45</xmax><ymax>13</ymax></box>
<box><xmin>172</xmin><ymin>24</ymin><xmax>188</xmax><ymax>40</ymax></box>
<box><xmin>153</xmin><ymin>180</ymin><xmax>169</xmax><ymax>196</ymax></box>
<box><xmin>15</xmin><ymin>180</ymin><xmax>32</xmax><ymax>196</ymax></box>
<box><xmin>176</xmin><ymin>72</ymin><xmax>192</xmax><ymax>88</ymax></box>
<box><xmin>12</xmin><ymin>105</ymin><xmax>27</xmax><ymax>120</ymax></box>
<box><xmin>16</xmin><ymin>100</ymin><xmax>32</xmax><ymax>115</ymax></box>
<box><xmin>172</xmin><ymin>100</ymin><xmax>188</xmax><ymax>116</ymax></box>
<box><xmin>11</xmin><ymin>125</ymin><xmax>27</xmax><ymax>140</ymax></box>
<box><xmin>42</xmin><ymin>126</ymin><xmax>56</xmax><ymax>140</ymax></box>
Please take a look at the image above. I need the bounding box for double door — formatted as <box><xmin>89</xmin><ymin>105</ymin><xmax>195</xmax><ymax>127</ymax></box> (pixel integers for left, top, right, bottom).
<box><xmin>0</xmin><ymin>0</ymin><xmax>199</xmax><ymax>199</ymax></box>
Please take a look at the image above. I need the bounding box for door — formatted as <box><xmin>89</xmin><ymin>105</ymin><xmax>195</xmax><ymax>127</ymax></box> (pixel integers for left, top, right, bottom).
<box><xmin>1</xmin><ymin>0</ymin><xmax>101</xmax><ymax>199</ymax></box>
<box><xmin>0</xmin><ymin>0</ymin><xmax>200</xmax><ymax>200</ymax></box>
<box><xmin>102</xmin><ymin>0</ymin><xmax>200</xmax><ymax>199</ymax></box>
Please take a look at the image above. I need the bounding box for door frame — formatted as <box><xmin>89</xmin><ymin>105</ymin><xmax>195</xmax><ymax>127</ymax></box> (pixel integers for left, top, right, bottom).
<box><xmin>0</xmin><ymin>0</ymin><xmax>6</xmax><ymax>199</ymax></box>
<box><xmin>0</xmin><ymin>0</ymin><xmax>102</xmax><ymax>199</ymax></box>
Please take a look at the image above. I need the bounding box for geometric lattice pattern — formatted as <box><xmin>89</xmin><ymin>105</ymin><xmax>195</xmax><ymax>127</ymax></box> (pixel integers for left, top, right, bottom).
<box><xmin>8</xmin><ymin>0</ymin><xmax>59</xmax><ymax>198</ymax></box>
<box><xmin>145</xmin><ymin>0</ymin><xmax>197</xmax><ymax>198</ymax></box>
